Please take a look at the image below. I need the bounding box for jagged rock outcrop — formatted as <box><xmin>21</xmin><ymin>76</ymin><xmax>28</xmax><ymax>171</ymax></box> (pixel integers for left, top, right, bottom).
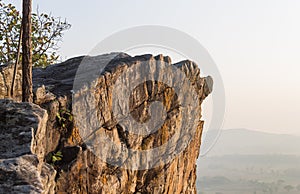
<box><xmin>0</xmin><ymin>99</ymin><xmax>56</xmax><ymax>194</ymax></box>
<box><xmin>0</xmin><ymin>53</ymin><xmax>212</xmax><ymax>193</ymax></box>
<box><xmin>0</xmin><ymin>63</ymin><xmax>22</xmax><ymax>101</ymax></box>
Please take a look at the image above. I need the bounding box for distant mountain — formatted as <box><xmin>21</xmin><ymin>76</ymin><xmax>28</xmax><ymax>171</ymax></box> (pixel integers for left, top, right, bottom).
<box><xmin>200</xmin><ymin>128</ymin><xmax>300</xmax><ymax>156</ymax></box>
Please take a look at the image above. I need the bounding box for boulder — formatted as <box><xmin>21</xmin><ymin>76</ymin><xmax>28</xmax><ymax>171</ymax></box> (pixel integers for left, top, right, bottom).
<box><xmin>0</xmin><ymin>99</ymin><xmax>56</xmax><ymax>194</ymax></box>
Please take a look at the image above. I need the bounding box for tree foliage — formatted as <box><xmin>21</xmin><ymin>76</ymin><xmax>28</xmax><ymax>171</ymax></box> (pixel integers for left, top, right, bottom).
<box><xmin>0</xmin><ymin>1</ymin><xmax>71</xmax><ymax>67</ymax></box>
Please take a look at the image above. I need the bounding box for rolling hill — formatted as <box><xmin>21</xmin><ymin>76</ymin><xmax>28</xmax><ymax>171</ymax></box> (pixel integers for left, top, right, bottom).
<box><xmin>200</xmin><ymin>128</ymin><xmax>300</xmax><ymax>156</ymax></box>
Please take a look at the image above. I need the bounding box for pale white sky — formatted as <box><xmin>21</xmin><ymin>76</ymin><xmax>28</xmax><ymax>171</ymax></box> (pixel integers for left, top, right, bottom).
<box><xmin>7</xmin><ymin>0</ymin><xmax>300</xmax><ymax>135</ymax></box>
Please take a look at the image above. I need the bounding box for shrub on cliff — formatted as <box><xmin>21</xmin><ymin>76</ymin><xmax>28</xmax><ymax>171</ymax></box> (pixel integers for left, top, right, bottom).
<box><xmin>0</xmin><ymin>0</ymin><xmax>71</xmax><ymax>67</ymax></box>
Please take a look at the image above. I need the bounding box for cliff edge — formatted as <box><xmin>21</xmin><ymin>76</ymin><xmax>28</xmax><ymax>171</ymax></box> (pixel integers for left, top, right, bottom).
<box><xmin>0</xmin><ymin>53</ymin><xmax>212</xmax><ymax>193</ymax></box>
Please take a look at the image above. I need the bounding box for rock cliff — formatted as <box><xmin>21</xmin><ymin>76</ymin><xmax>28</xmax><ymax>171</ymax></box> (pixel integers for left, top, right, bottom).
<box><xmin>0</xmin><ymin>53</ymin><xmax>212</xmax><ymax>193</ymax></box>
<box><xmin>0</xmin><ymin>99</ymin><xmax>56</xmax><ymax>194</ymax></box>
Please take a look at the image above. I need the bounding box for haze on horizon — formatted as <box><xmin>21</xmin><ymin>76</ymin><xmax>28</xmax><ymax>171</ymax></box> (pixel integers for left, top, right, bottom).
<box><xmin>7</xmin><ymin>0</ymin><xmax>300</xmax><ymax>135</ymax></box>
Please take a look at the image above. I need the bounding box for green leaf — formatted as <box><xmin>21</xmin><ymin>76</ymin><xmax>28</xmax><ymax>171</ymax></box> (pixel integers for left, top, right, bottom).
<box><xmin>0</xmin><ymin>1</ymin><xmax>71</xmax><ymax>67</ymax></box>
<box><xmin>55</xmin><ymin>151</ymin><xmax>63</xmax><ymax>157</ymax></box>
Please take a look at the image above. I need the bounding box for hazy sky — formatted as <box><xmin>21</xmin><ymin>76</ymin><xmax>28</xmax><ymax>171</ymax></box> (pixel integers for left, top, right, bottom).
<box><xmin>7</xmin><ymin>0</ymin><xmax>300</xmax><ymax>135</ymax></box>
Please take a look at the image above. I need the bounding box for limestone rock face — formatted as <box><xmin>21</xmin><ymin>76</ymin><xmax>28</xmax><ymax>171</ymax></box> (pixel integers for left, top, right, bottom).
<box><xmin>0</xmin><ymin>99</ymin><xmax>56</xmax><ymax>194</ymax></box>
<box><xmin>0</xmin><ymin>63</ymin><xmax>22</xmax><ymax>101</ymax></box>
<box><xmin>0</xmin><ymin>53</ymin><xmax>212</xmax><ymax>193</ymax></box>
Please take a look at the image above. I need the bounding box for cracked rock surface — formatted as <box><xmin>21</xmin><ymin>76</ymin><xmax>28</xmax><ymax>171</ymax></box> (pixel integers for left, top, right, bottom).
<box><xmin>0</xmin><ymin>99</ymin><xmax>56</xmax><ymax>194</ymax></box>
<box><xmin>0</xmin><ymin>53</ymin><xmax>212</xmax><ymax>193</ymax></box>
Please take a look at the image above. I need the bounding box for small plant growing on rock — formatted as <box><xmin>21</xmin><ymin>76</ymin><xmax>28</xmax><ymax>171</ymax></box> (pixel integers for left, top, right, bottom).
<box><xmin>51</xmin><ymin>151</ymin><xmax>63</xmax><ymax>163</ymax></box>
<box><xmin>46</xmin><ymin>151</ymin><xmax>63</xmax><ymax>166</ymax></box>
<box><xmin>56</xmin><ymin>109</ymin><xmax>73</xmax><ymax>131</ymax></box>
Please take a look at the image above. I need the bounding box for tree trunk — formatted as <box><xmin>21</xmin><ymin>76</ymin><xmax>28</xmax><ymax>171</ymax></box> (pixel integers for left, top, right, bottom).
<box><xmin>22</xmin><ymin>0</ymin><xmax>33</xmax><ymax>102</ymax></box>
<box><xmin>11</xmin><ymin>27</ymin><xmax>23</xmax><ymax>98</ymax></box>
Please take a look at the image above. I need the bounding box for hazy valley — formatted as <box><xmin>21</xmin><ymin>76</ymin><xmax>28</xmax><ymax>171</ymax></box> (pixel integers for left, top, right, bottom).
<box><xmin>197</xmin><ymin>129</ymin><xmax>300</xmax><ymax>194</ymax></box>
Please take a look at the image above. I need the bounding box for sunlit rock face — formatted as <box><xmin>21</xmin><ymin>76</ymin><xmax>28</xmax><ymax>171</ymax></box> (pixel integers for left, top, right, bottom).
<box><xmin>0</xmin><ymin>53</ymin><xmax>212</xmax><ymax>194</ymax></box>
